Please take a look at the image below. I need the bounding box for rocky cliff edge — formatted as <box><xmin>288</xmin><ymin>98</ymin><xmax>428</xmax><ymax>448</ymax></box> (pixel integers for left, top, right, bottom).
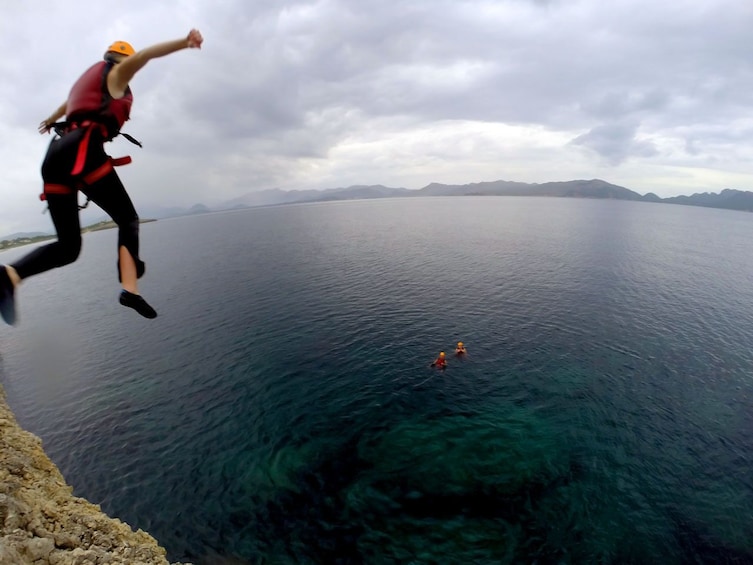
<box><xmin>0</xmin><ymin>386</ymin><xmax>187</xmax><ymax>565</ymax></box>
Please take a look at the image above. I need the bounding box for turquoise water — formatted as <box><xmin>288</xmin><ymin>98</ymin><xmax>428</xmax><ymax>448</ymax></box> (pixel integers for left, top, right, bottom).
<box><xmin>2</xmin><ymin>197</ymin><xmax>753</xmax><ymax>563</ymax></box>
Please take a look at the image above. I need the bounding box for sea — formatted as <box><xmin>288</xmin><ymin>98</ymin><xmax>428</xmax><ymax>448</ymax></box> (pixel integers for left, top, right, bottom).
<box><xmin>1</xmin><ymin>196</ymin><xmax>753</xmax><ymax>564</ymax></box>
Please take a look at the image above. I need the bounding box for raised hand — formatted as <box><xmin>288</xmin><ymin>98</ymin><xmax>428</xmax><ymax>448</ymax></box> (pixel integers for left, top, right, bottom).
<box><xmin>187</xmin><ymin>29</ymin><xmax>203</xmax><ymax>49</ymax></box>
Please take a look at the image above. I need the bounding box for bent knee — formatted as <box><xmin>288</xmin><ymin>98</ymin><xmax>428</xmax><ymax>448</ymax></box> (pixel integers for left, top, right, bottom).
<box><xmin>57</xmin><ymin>238</ymin><xmax>82</xmax><ymax>266</ymax></box>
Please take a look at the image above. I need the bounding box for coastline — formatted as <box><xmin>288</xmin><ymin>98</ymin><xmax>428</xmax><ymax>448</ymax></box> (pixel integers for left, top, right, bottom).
<box><xmin>0</xmin><ymin>219</ymin><xmax>157</xmax><ymax>252</ymax></box>
<box><xmin>0</xmin><ymin>384</ymin><xmax>188</xmax><ymax>565</ymax></box>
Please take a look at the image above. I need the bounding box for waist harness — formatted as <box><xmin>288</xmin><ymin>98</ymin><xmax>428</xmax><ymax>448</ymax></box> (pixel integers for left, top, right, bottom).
<box><xmin>40</xmin><ymin>121</ymin><xmax>142</xmax><ymax>209</ymax></box>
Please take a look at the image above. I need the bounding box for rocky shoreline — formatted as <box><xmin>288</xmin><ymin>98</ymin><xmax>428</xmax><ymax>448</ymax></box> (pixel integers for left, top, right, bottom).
<box><xmin>0</xmin><ymin>386</ymin><xmax>187</xmax><ymax>565</ymax></box>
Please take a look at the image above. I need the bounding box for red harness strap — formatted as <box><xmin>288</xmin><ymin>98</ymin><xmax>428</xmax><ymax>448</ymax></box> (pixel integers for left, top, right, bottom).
<box><xmin>71</xmin><ymin>122</ymin><xmax>98</xmax><ymax>176</ymax></box>
<box><xmin>41</xmin><ymin>184</ymin><xmax>73</xmax><ymax>197</ymax></box>
<box><xmin>39</xmin><ymin>156</ymin><xmax>133</xmax><ymax>201</ymax></box>
<box><xmin>39</xmin><ymin>121</ymin><xmax>134</xmax><ymax>202</ymax></box>
<box><xmin>81</xmin><ymin>156</ymin><xmax>132</xmax><ymax>185</ymax></box>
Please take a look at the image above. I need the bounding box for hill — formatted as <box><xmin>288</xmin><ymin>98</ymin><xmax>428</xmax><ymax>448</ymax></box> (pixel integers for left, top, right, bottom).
<box><xmin>661</xmin><ymin>188</ymin><xmax>753</xmax><ymax>212</ymax></box>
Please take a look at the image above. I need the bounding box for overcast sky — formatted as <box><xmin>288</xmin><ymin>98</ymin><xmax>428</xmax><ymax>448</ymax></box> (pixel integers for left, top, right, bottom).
<box><xmin>2</xmin><ymin>0</ymin><xmax>753</xmax><ymax>234</ymax></box>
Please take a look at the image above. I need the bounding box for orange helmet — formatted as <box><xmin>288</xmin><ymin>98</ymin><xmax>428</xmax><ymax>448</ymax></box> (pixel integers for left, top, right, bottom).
<box><xmin>458</xmin><ymin>342</ymin><xmax>464</xmax><ymax>347</ymax></box>
<box><xmin>106</xmin><ymin>41</ymin><xmax>135</xmax><ymax>57</ymax></box>
<box><xmin>439</xmin><ymin>352</ymin><xmax>445</xmax><ymax>357</ymax></box>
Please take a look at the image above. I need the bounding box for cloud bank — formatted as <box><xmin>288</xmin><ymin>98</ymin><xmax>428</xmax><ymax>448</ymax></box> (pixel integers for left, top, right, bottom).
<box><xmin>1</xmin><ymin>0</ymin><xmax>753</xmax><ymax>234</ymax></box>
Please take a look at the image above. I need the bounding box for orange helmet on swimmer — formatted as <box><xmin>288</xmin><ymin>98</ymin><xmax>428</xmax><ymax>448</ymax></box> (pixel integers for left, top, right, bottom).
<box><xmin>439</xmin><ymin>352</ymin><xmax>445</xmax><ymax>357</ymax></box>
<box><xmin>106</xmin><ymin>41</ymin><xmax>136</xmax><ymax>57</ymax></box>
<box><xmin>458</xmin><ymin>342</ymin><xmax>463</xmax><ymax>347</ymax></box>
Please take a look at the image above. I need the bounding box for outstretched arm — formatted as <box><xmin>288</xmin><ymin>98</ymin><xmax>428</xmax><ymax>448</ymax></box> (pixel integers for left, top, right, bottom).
<box><xmin>108</xmin><ymin>29</ymin><xmax>203</xmax><ymax>98</ymax></box>
<box><xmin>39</xmin><ymin>101</ymin><xmax>67</xmax><ymax>134</ymax></box>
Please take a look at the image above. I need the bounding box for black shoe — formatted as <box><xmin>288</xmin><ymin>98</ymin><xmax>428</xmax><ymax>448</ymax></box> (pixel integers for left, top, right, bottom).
<box><xmin>0</xmin><ymin>266</ymin><xmax>16</xmax><ymax>326</ymax></box>
<box><xmin>119</xmin><ymin>290</ymin><xmax>158</xmax><ymax>319</ymax></box>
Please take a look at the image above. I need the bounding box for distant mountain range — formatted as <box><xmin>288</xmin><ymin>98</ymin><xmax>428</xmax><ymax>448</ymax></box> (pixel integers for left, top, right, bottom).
<box><xmin>167</xmin><ymin>179</ymin><xmax>753</xmax><ymax>218</ymax></box>
<box><xmin>5</xmin><ymin>179</ymin><xmax>753</xmax><ymax>241</ymax></box>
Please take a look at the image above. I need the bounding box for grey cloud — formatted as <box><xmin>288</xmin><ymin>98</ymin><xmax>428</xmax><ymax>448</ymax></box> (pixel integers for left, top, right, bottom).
<box><xmin>681</xmin><ymin>125</ymin><xmax>753</xmax><ymax>158</ymax></box>
<box><xmin>571</xmin><ymin>122</ymin><xmax>658</xmax><ymax>165</ymax></box>
<box><xmin>580</xmin><ymin>90</ymin><xmax>670</xmax><ymax>121</ymax></box>
<box><xmin>685</xmin><ymin>138</ymin><xmax>701</xmax><ymax>156</ymax></box>
<box><xmin>184</xmin><ymin>0</ymin><xmax>753</xmax><ymax>139</ymax></box>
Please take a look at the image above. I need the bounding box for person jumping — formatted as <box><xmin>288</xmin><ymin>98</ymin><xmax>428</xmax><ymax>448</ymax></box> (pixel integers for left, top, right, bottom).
<box><xmin>0</xmin><ymin>29</ymin><xmax>204</xmax><ymax>325</ymax></box>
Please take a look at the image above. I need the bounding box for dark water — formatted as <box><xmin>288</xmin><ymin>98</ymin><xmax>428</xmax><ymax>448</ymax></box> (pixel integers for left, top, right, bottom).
<box><xmin>2</xmin><ymin>196</ymin><xmax>753</xmax><ymax>564</ymax></box>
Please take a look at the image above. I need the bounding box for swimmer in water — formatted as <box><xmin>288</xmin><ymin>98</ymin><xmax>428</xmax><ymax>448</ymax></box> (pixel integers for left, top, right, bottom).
<box><xmin>431</xmin><ymin>351</ymin><xmax>447</xmax><ymax>369</ymax></box>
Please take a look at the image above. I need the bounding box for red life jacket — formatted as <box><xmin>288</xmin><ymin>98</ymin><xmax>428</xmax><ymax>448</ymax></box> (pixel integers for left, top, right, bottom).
<box><xmin>39</xmin><ymin>61</ymin><xmax>137</xmax><ymax>202</ymax></box>
<box><xmin>66</xmin><ymin>61</ymin><xmax>133</xmax><ymax>140</ymax></box>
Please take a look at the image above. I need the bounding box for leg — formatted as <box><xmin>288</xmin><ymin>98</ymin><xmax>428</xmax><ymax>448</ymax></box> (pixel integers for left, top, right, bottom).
<box><xmin>119</xmin><ymin>245</ymin><xmax>138</xmax><ymax>293</ymax></box>
<box><xmin>82</xmin><ymin>171</ymin><xmax>157</xmax><ymax>319</ymax></box>
<box><xmin>0</xmin><ymin>267</ymin><xmax>15</xmax><ymax>325</ymax></box>
<box><xmin>0</xmin><ymin>133</ymin><xmax>86</xmax><ymax>325</ymax></box>
<box><xmin>82</xmin><ymin>170</ymin><xmax>145</xmax><ymax>284</ymax></box>
<box><xmin>11</xmin><ymin>133</ymin><xmax>84</xmax><ymax>281</ymax></box>
<box><xmin>11</xmin><ymin>193</ymin><xmax>82</xmax><ymax>279</ymax></box>
<box><xmin>1</xmin><ymin>194</ymin><xmax>81</xmax><ymax>326</ymax></box>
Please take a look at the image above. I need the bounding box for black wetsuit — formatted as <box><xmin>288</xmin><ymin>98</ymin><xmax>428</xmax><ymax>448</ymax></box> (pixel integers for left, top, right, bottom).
<box><xmin>12</xmin><ymin>126</ymin><xmax>144</xmax><ymax>282</ymax></box>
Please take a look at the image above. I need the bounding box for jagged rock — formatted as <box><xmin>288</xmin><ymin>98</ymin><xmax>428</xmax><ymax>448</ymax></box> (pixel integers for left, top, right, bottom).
<box><xmin>0</xmin><ymin>542</ymin><xmax>25</xmax><ymax>563</ymax></box>
<box><xmin>21</xmin><ymin>536</ymin><xmax>54</xmax><ymax>561</ymax></box>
